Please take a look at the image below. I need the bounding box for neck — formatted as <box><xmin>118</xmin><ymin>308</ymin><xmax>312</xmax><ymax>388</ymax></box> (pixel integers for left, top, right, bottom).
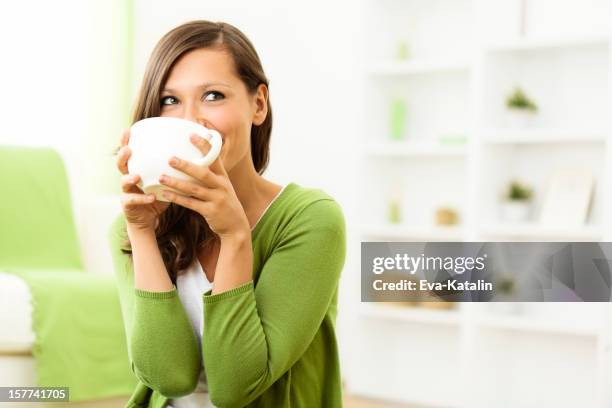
<box><xmin>226</xmin><ymin>152</ymin><xmax>268</xmax><ymax>229</ymax></box>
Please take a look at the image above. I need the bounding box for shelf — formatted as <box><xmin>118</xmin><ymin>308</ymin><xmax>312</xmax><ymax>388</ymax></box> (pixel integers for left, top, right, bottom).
<box><xmin>360</xmin><ymin>305</ymin><xmax>600</xmax><ymax>336</ymax></box>
<box><xmin>367</xmin><ymin>59</ymin><xmax>471</xmax><ymax>76</ymax></box>
<box><xmin>477</xmin><ymin>313</ymin><xmax>600</xmax><ymax>337</ymax></box>
<box><xmin>484</xmin><ymin>35</ymin><xmax>610</xmax><ymax>53</ymax></box>
<box><xmin>481</xmin><ymin>129</ymin><xmax>608</xmax><ymax>145</ymax></box>
<box><xmin>362</xmin><ymin>224</ymin><xmax>465</xmax><ymax>241</ymax></box>
<box><xmin>364</xmin><ymin>142</ymin><xmax>468</xmax><ymax>158</ymax></box>
<box><xmin>360</xmin><ymin>303</ymin><xmax>461</xmax><ymax>326</ymax></box>
<box><xmin>479</xmin><ymin>223</ymin><xmax>603</xmax><ymax>240</ymax></box>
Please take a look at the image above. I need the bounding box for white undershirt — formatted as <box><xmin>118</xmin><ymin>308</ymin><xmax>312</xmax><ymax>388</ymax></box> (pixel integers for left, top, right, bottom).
<box><xmin>167</xmin><ymin>260</ymin><xmax>214</xmax><ymax>408</ymax></box>
<box><xmin>167</xmin><ymin>184</ymin><xmax>286</xmax><ymax>408</ymax></box>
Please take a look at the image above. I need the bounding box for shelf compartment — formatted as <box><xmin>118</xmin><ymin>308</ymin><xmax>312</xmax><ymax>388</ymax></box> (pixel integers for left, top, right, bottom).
<box><xmin>479</xmin><ymin>223</ymin><xmax>603</xmax><ymax>241</ymax></box>
<box><xmin>481</xmin><ymin>129</ymin><xmax>608</xmax><ymax>145</ymax></box>
<box><xmin>362</xmin><ymin>224</ymin><xmax>465</xmax><ymax>241</ymax></box>
<box><xmin>360</xmin><ymin>303</ymin><xmax>461</xmax><ymax>326</ymax></box>
<box><xmin>364</xmin><ymin>141</ymin><xmax>468</xmax><ymax>158</ymax></box>
<box><xmin>484</xmin><ymin>35</ymin><xmax>609</xmax><ymax>53</ymax></box>
<box><xmin>477</xmin><ymin>313</ymin><xmax>600</xmax><ymax>337</ymax></box>
<box><xmin>367</xmin><ymin>59</ymin><xmax>471</xmax><ymax>76</ymax></box>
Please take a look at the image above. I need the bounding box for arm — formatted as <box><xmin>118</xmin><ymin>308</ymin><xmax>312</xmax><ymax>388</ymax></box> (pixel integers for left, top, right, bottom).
<box><xmin>201</xmin><ymin>199</ymin><xmax>346</xmax><ymax>407</ymax></box>
<box><xmin>108</xmin><ymin>215</ymin><xmax>201</xmax><ymax>397</ymax></box>
<box><xmin>128</xmin><ymin>225</ymin><xmax>173</xmax><ymax>292</ymax></box>
<box><xmin>211</xmin><ymin>229</ymin><xmax>253</xmax><ymax>295</ymax></box>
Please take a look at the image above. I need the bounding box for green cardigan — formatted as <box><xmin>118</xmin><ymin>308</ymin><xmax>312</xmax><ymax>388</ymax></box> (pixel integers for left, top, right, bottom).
<box><xmin>108</xmin><ymin>182</ymin><xmax>346</xmax><ymax>407</ymax></box>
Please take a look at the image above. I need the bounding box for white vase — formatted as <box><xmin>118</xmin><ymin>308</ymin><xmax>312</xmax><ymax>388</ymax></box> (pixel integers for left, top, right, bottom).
<box><xmin>505</xmin><ymin>109</ymin><xmax>536</xmax><ymax>129</ymax></box>
<box><xmin>501</xmin><ymin>200</ymin><xmax>531</xmax><ymax>222</ymax></box>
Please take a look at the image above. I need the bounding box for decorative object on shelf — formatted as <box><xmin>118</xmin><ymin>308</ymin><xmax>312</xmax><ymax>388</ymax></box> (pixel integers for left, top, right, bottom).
<box><xmin>389</xmin><ymin>98</ymin><xmax>406</xmax><ymax>140</ymax></box>
<box><xmin>539</xmin><ymin>167</ymin><xmax>594</xmax><ymax>227</ymax></box>
<box><xmin>438</xmin><ymin>133</ymin><xmax>468</xmax><ymax>146</ymax></box>
<box><xmin>418</xmin><ymin>300</ymin><xmax>457</xmax><ymax>310</ymax></box>
<box><xmin>396</xmin><ymin>39</ymin><xmax>410</xmax><ymax>61</ymax></box>
<box><xmin>386</xmin><ymin>301</ymin><xmax>420</xmax><ymax>308</ymax></box>
<box><xmin>500</xmin><ymin>179</ymin><xmax>533</xmax><ymax>222</ymax></box>
<box><xmin>505</xmin><ymin>86</ymin><xmax>538</xmax><ymax>128</ymax></box>
<box><xmin>490</xmin><ymin>273</ymin><xmax>523</xmax><ymax>314</ymax></box>
<box><xmin>435</xmin><ymin>206</ymin><xmax>459</xmax><ymax>226</ymax></box>
<box><xmin>387</xmin><ymin>184</ymin><xmax>402</xmax><ymax>224</ymax></box>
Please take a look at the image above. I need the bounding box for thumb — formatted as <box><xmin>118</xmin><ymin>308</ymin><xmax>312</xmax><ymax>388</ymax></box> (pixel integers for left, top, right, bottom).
<box><xmin>209</xmin><ymin>151</ymin><xmax>226</xmax><ymax>176</ymax></box>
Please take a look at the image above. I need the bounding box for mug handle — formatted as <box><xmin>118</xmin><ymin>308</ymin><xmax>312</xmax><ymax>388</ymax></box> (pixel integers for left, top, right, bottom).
<box><xmin>193</xmin><ymin>128</ymin><xmax>223</xmax><ymax>167</ymax></box>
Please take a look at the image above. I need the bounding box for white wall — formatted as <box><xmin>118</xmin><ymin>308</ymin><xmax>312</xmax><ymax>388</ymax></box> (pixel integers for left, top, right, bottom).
<box><xmin>0</xmin><ymin>1</ymin><xmax>132</xmax><ymax>275</ymax></box>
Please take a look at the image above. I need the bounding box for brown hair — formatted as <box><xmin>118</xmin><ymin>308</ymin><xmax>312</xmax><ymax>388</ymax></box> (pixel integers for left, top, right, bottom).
<box><xmin>119</xmin><ymin>20</ymin><xmax>272</xmax><ymax>283</ymax></box>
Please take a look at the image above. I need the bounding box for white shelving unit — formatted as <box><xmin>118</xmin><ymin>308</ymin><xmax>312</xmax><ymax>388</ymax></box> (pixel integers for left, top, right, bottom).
<box><xmin>353</xmin><ymin>0</ymin><xmax>612</xmax><ymax>407</ymax></box>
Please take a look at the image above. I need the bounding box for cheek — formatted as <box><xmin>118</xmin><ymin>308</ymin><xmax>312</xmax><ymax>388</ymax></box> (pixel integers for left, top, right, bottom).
<box><xmin>213</xmin><ymin>111</ymin><xmax>251</xmax><ymax>146</ymax></box>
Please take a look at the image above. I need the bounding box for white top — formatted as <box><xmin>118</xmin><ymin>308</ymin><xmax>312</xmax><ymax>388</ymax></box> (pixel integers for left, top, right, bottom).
<box><xmin>167</xmin><ymin>261</ymin><xmax>214</xmax><ymax>408</ymax></box>
<box><xmin>167</xmin><ymin>184</ymin><xmax>286</xmax><ymax>408</ymax></box>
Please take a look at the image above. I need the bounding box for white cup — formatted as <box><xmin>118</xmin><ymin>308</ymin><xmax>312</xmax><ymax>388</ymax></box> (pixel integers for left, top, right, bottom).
<box><xmin>127</xmin><ymin>117</ymin><xmax>222</xmax><ymax>202</ymax></box>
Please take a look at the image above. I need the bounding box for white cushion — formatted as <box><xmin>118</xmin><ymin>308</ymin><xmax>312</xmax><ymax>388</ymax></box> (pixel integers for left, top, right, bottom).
<box><xmin>0</xmin><ymin>272</ymin><xmax>35</xmax><ymax>353</ymax></box>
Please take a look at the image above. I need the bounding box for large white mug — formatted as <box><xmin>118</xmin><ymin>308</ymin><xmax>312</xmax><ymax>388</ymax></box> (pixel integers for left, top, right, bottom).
<box><xmin>127</xmin><ymin>117</ymin><xmax>222</xmax><ymax>202</ymax></box>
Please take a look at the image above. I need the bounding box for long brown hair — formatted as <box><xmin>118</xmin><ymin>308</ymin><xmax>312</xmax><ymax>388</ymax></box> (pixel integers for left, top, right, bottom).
<box><xmin>119</xmin><ymin>20</ymin><xmax>272</xmax><ymax>283</ymax></box>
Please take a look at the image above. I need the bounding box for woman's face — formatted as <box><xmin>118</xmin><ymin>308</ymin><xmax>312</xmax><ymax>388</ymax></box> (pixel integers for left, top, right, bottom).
<box><xmin>159</xmin><ymin>47</ymin><xmax>267</xmax><ymax>172</ymax></box>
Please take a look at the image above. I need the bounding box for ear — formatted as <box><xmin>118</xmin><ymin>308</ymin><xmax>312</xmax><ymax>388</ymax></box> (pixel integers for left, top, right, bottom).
<box><xmin>252</xmin><ymin>83</ymin><xmax>268</xmax><ymax>126</ymax></box>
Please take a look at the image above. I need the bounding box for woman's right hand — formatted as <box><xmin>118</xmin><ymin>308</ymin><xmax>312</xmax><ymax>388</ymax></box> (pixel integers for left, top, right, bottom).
<box><xmin>116</xmin><ymin>129</ymin><xmax>170</xmax><ymax>232</ymax></box>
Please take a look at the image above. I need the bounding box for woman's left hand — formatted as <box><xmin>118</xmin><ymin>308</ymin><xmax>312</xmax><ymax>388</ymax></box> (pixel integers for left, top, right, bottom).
<box><xmin>159</xmin><ymin>133</ymin><xmax>250</xmax><ymax>241</ymax></box>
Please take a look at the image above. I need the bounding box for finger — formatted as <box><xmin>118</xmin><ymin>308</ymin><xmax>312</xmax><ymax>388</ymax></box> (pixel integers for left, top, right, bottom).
<box><xmin>159</xmin><ymin>174</ymin><xmax>214</xmax><ymax>200</ymax></box>
<box><xmin>190</xmin><ymin>133</ymin><xmax>226</xmax><ymax>176</ymax></box>
<box><xmin>116</xmin><ymin>146</ymin><xmax>132</xmax><ymax>175</ymax></box>
<box><xmin>190</xmin><ymin>133</ymin><xmax>212</xmax><ymax>155</ymax></box>
<box><xmin>168</xmin><ymin>156</ymin><xmax>221</xmax><ymax>189</ymax></box>
<box><xmin>120</xmin><ymin>129</ymin><xmax>130</xmax><ymax>147</ymax></box>
<box><xmin>160</xmin><ymin>189</ymin><xmax>207</xmax><ymax>213</ymax></box>
<box><xmin>208</xmin><ymin>151</ymin><xmax>227</xmax><ymax>177</ymax></box>
<box><xmin>121</xmin><ymin>174</ymin><xmax>143</xmax><ymax>193</ymax></box>
<box><xmin>120</xmin><ymin>192</ymin><xmax>156</xmax><ymax>207</ymax></box>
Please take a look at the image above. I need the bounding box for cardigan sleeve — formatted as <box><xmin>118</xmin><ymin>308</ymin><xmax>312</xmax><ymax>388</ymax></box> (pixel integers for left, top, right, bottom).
<box><xmin>108</xmin><ymin>215</ymin><xmax>201</xmax><ymax>398</ymax></box>
<box><xmin>201</xmin><ymin>198</ymin><xmax>346</xmax><ymax>407</ymax></box>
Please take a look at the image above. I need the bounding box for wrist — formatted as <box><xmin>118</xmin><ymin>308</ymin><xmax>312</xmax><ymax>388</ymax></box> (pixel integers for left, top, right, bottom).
<box><xmin>219</xmin><ymin>228</ymin><xmax>251</xmax><ymax>248</ymax></box>
<box><xmin>127</xmin><ymin>223</ymin><xmax>156</xmax><ymax>239</ymax></box>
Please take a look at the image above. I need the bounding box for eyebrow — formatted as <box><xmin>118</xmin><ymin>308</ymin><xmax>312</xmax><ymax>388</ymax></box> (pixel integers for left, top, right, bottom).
<box><xmin>162</xmin><ymin>82</ymin><xmax>232</xmax><ymax>94</ymax></box>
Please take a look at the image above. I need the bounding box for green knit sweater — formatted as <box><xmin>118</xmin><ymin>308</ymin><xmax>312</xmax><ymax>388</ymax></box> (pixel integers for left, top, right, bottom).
<box><xmin>108</xmin><ymin>182</ymin><xmax>346</xmax><ymax>408</ymax></box>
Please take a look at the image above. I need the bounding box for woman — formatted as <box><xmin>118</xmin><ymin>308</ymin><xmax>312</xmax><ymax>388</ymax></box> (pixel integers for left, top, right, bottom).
<box><xmin>108</xmin><ymin>20</ymin><xmax>346</xmax><ymax>408</ymax></box>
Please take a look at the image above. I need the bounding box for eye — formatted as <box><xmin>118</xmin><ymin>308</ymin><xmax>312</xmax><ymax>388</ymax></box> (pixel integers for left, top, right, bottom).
<box><xmin>203</xmin><ymin>91</ymin><xmax>225</xmax><ymax>102</ymax></box>
<box><xmin>160</xmin><ymin>96</ymin><xmax>178</xmax><ymax>106</ymax></box>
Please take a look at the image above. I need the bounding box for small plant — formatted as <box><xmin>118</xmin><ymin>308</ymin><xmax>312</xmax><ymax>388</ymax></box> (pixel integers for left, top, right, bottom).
<box><xmin>506</xmin><ymin>87</ymin><xmax>538</xmax><ymax>112</ymax></box>
<box><xmin>496</xmin><ymin>274</ymin><xmax>516</xmax><ymax>295</ymax></box>
<box><xmin>506</xmin><ymin>180</ymin><xmax>533</xmax><ymax>201</ymax></box>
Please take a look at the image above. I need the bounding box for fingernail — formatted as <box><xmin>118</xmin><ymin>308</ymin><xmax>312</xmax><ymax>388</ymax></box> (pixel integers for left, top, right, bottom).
<box><xmin>159</xmin><ymin>175</ymin><xmax>167</xmax><ymax>183</ymax></box>
<box><xmin>148</xmin><ymin>194</ymin><xmax>155</xmax><ymax>201</ymax></box>
<box><xmin>169</xmin><ymin>157</ymin><xmax>178</xmax><ymax>165</ymax></box>
<box><xmin>190</xmin><ymin>134</ymin><xmax>198</xmax><ymax>142</ymax></box>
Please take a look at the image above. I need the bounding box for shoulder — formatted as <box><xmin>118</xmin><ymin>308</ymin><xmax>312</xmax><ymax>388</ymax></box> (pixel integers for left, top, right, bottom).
<box><xmin>281</xmin><ymin>183</ymin><xmax>345</xmax><ymax>236</ymax></box>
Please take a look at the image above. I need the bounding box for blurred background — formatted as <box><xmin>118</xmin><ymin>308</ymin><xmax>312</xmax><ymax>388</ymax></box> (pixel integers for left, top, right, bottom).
<box><xmin>1</xmin><ymin>0</ymin><xmax>612</xmax><ymax>407</ymax></box>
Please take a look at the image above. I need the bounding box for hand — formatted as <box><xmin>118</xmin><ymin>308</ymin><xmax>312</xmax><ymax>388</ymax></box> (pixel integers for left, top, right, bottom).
<box><xmin>158</xmin><ymin>133</ymin><xmax>250</xmax><ymax>241</ymax></box>
<box><xmin>116</xmin><ymin>129</ymin><xmax>170</xmax><ymax>232</ymax></box>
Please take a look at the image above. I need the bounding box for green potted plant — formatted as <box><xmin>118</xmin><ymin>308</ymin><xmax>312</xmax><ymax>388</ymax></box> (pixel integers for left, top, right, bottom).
<box><xmin>491</xmin><ymin>273</ymin><xmax>523</xmax><ymax>314</ymax></box>
<box><xmin>505</xmin><ymin>86</ymin><xmax>538</xmax><ymax>128</ymax></box>
<box><xmin>500</xmin><ymin>179</ymin><xmax>533</xmax><ymax>222</ymax></box>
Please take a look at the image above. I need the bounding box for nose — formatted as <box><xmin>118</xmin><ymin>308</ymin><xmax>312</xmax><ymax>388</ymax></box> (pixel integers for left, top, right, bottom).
<box><xmin>181</xmin><ymin>104</ymin><xmax>211</xmax><ymax>128</ymax></box>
